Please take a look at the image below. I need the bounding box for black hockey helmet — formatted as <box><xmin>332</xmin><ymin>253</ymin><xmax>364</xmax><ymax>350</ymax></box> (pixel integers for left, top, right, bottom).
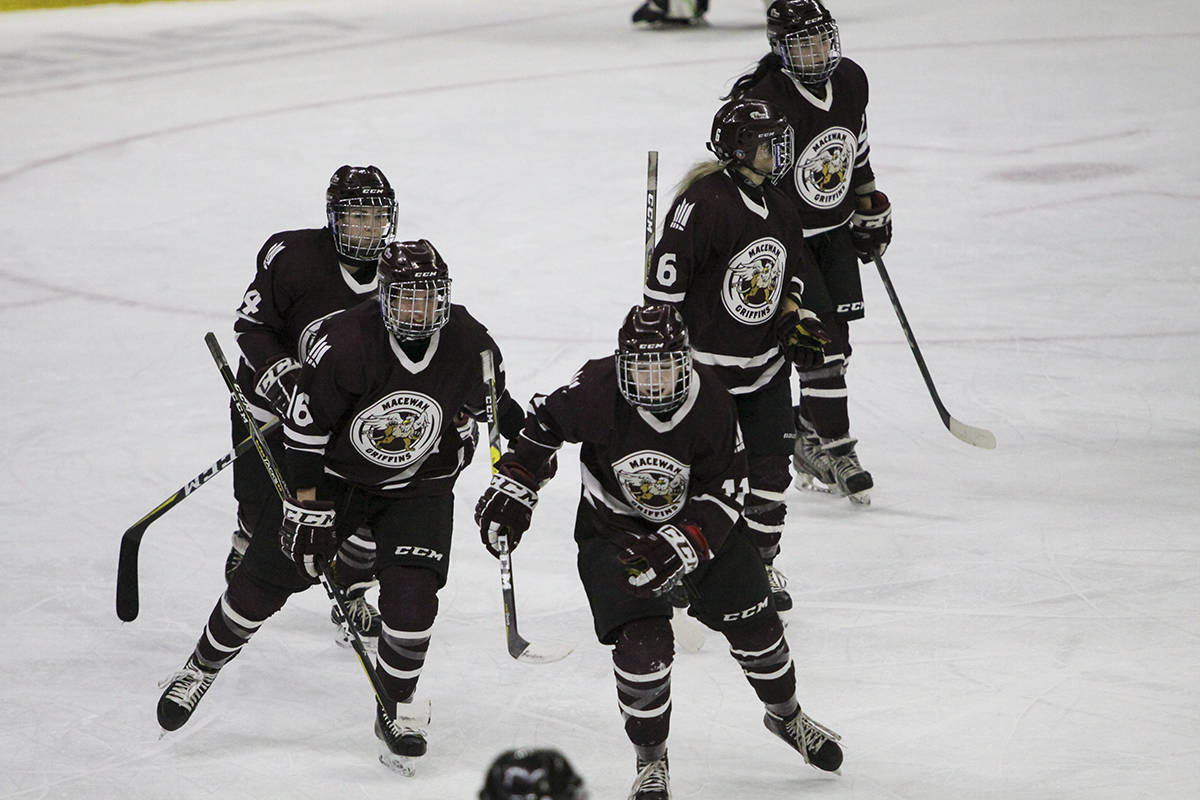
<box><xmin>766</xmin><ymin>0</ymin><xmax>841</xmax><ymax>84</ymax></box>
<box><xmin>479</xmin><ymin>748</ymin><xmax>587</xmax><ymax>800</ymax></box>
<box><xmin>709</xmin><ymin>97</ymin><xmax>795</xmax><ymax>183</ymax></box>
<box><xmin>377</xmin><ymin>239</ymin><xmax>451</xmax><ymax>340</ymax></box>
<box><xmin>615</xmin><ymin>304</ymin><xmax>693</xmax><ymax>414</ymax></box>
<box><xmin>325</xmin><ymin>164</ymin><xmax>397</xmax><ymax>268</ymax></box>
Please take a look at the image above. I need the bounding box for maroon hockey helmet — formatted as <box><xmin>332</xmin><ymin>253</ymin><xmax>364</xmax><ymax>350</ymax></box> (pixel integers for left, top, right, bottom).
<box><xmin>766</xmin><ymin>0</ymin><xmax>841</xmax><ymax>84</ymax></box>
<box><xmin>325</xmin><ymin>165</ymin><xmax>397</xmax><ymax>268</ymax></box>
<box><xmin>377</xmin><ymin>239</ymin><xmax>452</xmax><ymax>340</ymax></box>
<box><xmin>478</xmin><ymin>748</ymin><xmax>587</xmax><ymax>800</ymax></box>
<box><xmin>616</xmin><ymin>304</ymin><xmax>693</xmax><ymax>414</ymax></box>
<box><xmin>709</xmin><ymin>97</ymin><xmax>795</xmax><ymax>183</ymax></box>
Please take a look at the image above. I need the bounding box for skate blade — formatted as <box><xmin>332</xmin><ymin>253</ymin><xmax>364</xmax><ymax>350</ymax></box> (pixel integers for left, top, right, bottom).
<box><xmin>846</xmin><ymin>490</ymin><xmax>871</xmax><ymax>506</ymax></box>
<box><xmin>377</xmin><ymin>747</ymin><xmax>419</xmax><ymax>776</ymax></box>
<box><xmin>794</xmin><ymin>473</ymin><xmax>838</xmax><ymax>495</ymax></box>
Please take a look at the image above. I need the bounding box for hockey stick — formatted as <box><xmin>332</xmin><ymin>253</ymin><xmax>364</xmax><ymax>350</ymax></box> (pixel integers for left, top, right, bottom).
<box><xmin>872</xmin><ymin>255</ymin><xmax>997</xmax><ymax>449</ymax></box>
<box><xmin>480</xmin><ymin>350</ymin><xmax>573</xmax><ymax>665</ymax></box>
<box><xmin>203</xmin><ymin>331</ymin><xmax>398</xmax><ymax>716</ymax></box>
<box><xmin>115</xmin><ymin>416</ymin><xmax>281</xmax><ymax>622</ymax></box>
<box><xmin>643</xmin><ymin>150</ymin><xmax>659</xmax><ymax>280</ymax></box>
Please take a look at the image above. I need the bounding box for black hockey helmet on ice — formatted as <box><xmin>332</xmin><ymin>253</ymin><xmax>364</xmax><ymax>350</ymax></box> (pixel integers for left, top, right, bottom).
<box><xmin>615</xmin><ymin>304</ymin><xmax>693</xmax><ymax>414</ymax></box>
<box><xmin>709</xmin><ymin>97</ymin><xmax>795</xmax><ymax>183</ymax></box>
<box><xmin>478</xmin><ymin>747</ymin><xmax>587</xmax><ymax>800</ymax></box>
<box><xmin>325</xmin><ymin>164</ymin><xmax>397</xmax><ymax>268</ymax></box>
<box><xmin>377</xmin><ymin>239</ymin><xmax>452</xmax><ymax>340</ymax></box>
<box><xmin>766</xmin><ymin>0</ymin><xmax>841</xmax><ymax>84</ymax></box>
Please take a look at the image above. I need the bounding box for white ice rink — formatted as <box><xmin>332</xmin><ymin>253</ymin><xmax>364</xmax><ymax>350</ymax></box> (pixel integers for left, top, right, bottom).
<box><xmin>1</xmin><ymin>0</ymin><xmax>1197</xmax><ymax>797</ymax></box>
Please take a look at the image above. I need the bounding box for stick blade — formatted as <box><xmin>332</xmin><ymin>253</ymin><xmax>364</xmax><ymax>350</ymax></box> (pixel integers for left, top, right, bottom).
<box><xmin>509</xmin><ymin>631</ymin><xmax>574</xmax><ymax>664</ymax></box>
<box><xmin>115</xmin><ymin>526</ymin><xmax>145</xmax><ymax>621</ymax></box>
<box><xmin>514</xmin><ymin>642</ymin><xmax>575</xmax><ymax>665</ymax></box>
<box><xmin>948</xmin><ymin>417</ymin><xmax>997</xmax><ymax>449</ymax></box>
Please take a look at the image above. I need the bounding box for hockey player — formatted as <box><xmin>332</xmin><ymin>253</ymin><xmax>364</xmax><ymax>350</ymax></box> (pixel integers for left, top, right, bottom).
<box><xmin>226</xmin><ymin>164</ymin><xmax>398</xmax><ymax>647</ymax></box>
<box><xmin>631</xmin><ymin>0</ymin><xmax>708</xmax><ymax>25</ymax></box>
<box><xmin>644</xmin><ymin>96</ymin><xmax>832</xmax><ymax>612</ymax></box>
<box><xmin>727</xmin><ymin>0</ymin><xmax>893</xmax><ymax>504</ymax></box>
<box><xmin>479</xmin><ymin>748</ymin><xmax>587</xmax><ymax>800</ymax></box>
<box><xmin>157</xmin><ymin>240</ymin><xmax>530</xmax><ymax>775</ymax></box>
<box><xmin>475</xmin><ymin>304</ymin><xmax>843</xmax><ymax>799</ymax></box>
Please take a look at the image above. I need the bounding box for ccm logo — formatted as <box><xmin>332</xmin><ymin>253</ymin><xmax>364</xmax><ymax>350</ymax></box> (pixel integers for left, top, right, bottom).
<box><xmin>836</xmin><ymin>301</ymin><xmax>864</xmax><ymax>313</ymax></box>
<box><xmin>722</xmin><ymin>595</ymin><xmax>770</xmax><ymax>622</ymax></box>
<box><xmin>394</xmin><ymin>545</ymin><xmax>445</xmax><ymax>561</ymax></box>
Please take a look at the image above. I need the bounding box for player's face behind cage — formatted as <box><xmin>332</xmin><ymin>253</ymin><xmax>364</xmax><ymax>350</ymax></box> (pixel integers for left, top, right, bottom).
<box><xmin>757</xmin><ymin>126</ymin><xmax>795</xmax><ymax>183</ymax></box>
<box><xmin>381</xmin><ymin>278</ymin><xmax>451</xmax><ymax>339</ymax></box>
<box><xmin>616</xmin><ymin>350</ymin><xmax>691</xmax><ymax>413</ymax></box>
<box><xmin>329</xmin><ymin>199</ymin><xmax>395</xmax><ymax>263</ymax></box>
<box><xmin>773</xmin><ymin>23</ymin><xmax>840</xmax><ymax>83</ymax></box>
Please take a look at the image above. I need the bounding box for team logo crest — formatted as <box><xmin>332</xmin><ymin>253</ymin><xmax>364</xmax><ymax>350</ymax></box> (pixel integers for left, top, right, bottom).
<box><xmin>722</xmin><ymin>237</ymin><xmax>786</xmax><ymax>325</ymax></box>
<box><xmin>350</xmin><ymin>391</ymin><xmax>442</xmax><ymax>468</ymax></box>
<box><xmin>612</xmin><ymin>450</ymin><xmax>691</xmax><ymax>522</ymax></box>
<box><xmin>795</xmin><ymin>126</ymin><xmax>856</xmax><ymax>208</ymax></box>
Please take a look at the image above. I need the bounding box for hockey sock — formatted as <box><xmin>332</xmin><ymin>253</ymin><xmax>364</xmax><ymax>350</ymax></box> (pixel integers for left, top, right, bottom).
<box><xmin>376</xmin><ymin>565</ymin><xmax>439</xmax><ymax>703</ymax></box>
<box><xmin>724</xmin><ymin>616</ymin><xmax>796</xmax><ymax>706</ymax></box>
<box><xmin>613</xmin><ymin>617</ymin><xmax>674</xmax><ymax>748</ymax></box>
<box><xmin>193</xmin><ymin>573</ymin><xmax>289</xmax><ymax>669</ymax></box>
<box><xmin>743</xmin><ymin>454</ymin><xmax>791</xmax><ymax>554</ymax></box>
<box><xmin>332</xmin><ymin>526</ymin><xmax>376</xmax><ymax>585</ymax></box>
<box><xmin>795</xmin><ymin>321</ymin><xmax>851</xmax><ymax>439</ymax></box>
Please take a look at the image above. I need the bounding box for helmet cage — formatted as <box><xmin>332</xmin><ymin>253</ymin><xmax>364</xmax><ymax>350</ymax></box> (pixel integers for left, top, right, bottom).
<box><xmin>616</xmin><ymin>349</ymin><xmax>692</xmax><ymax>413</ymax></box>
<box><xmin>328</xmin><ymin>196</ymin><xmax>396</xmax><ymax>265</ymax></box>
<box><xmin>380</xmin><ymin>275</ymin><xmax>451</xmax><ymax>340</ymax></box>
<box><xmin>741</xmin><ymin>121</ymin><xmax>795</xmax><ymax>183</ymax></box>
<box><xmin>771</xmin><ymin>20</ymin><xmax>841</xmax><ymax>84</ymax></box>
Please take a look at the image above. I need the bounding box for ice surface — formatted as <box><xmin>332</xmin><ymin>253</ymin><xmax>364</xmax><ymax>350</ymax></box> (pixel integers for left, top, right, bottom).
<box><xmin>1</xmin><ymin>1</ymin><xmax>1197</xmax><ymax>798</ymax></box>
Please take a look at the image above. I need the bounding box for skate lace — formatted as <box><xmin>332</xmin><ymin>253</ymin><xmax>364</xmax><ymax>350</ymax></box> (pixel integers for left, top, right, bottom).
<box><xmin>828</xmin><ymin>450</ymin><xmax>862</xmax><ymax>481</ymax></box>
<box><xmin>785</xmin><ymin>711</ymin><xmax>841</xmax><ymax>759</ymax></box>
<box><xmin>765</xmin><ymin>564</ymin><xmax>789</xmax><ymax>593</ymax></box>
<box><xmin>380</xmin><ymin>700</ymin><xmax>429</xmax><ymax>741</ymax></box>
<box><xmin>795</xmin><ymin>437</ymin><xmax>835</xmax><ymax>481</ymax></box>
<box><xmin>631</xmin><ymin>758</ymin><xmax>669</xmax><ymax>797</ymax></box>
<box><xmin>344</xmin><ymin>593</ymin><xmax>379</xmax><ymax>629</ymax></box>
<box><xmin>157</xmin><ymin>663</ymin><xmax>215</xmax><ymax>710</ymax></box>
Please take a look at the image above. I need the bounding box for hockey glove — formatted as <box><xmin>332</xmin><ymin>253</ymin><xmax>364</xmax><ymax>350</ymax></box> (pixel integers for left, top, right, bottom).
<box><xmin>279</xmin><ymin>496</ymin><xmax>337</xmax><ymax>580</ymax></box>
<box><xmin>776</xmin><ymin>308</ymin><xmax>832</xmax><ymax>370</ymax></box>
<box><xmin>474</xmin><ymin>458</ymin><xmax>539</xmax><ymax>558</ymax></box>
<box><xmin>253</xmin><ymin>355</ymin><xmax>301</xmax><ymax>418</ymax></box>
<box><xmin>850</xmin><ymin>190</ymin><xmax>892</xmax><ymax>263</ymax></box>
<box><xmin>618</xmin><ymin>522</ymin><xmax>712</xmax><ymax>599</ymax></box>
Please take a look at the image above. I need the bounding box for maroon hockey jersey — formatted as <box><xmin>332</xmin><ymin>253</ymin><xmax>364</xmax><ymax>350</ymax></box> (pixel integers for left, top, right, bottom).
<box><xmin>510</xmin><ymin>357</ymin><xmax>749</xmax><ymax>552</ymax></box>
<box><xmin>284</xmin><ymin>299</ymin><xmax>516</xmax><ymax>498</ymax></box>
<box><xmin>233</xmin><ymin>227</ymin><xmax>377</xmax><ymax>422</ymax></box>
<box><xmin>741</xmin><ymin>57</ymin><xmax>876</xmax><ymax>236</ymax></box>
<box><xmin>644</xmin><ymin>169</ymin><xmax>814</xmax><ymax>395</ymax></box>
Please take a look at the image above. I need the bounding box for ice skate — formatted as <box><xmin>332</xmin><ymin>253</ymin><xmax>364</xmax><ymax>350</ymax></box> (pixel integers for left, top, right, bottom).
<box><xmin>764</xmin><ymin>563</ymin><xmax>793</xmax><ymax>612</ymax></box>
<box><xmin>792</xmin><ymin>433</ymin><xmax>837</xmax><ymax>493</ymax></box>
<box><xmin>763</xmin><ymin>706</ymin><xmax>843</xmax><ymax>773</ymax></box>
<box><xmin>375</xmin><ymin>697</ymin><xmax>430</xmax><ymax>776</ymax></box>
<box><xmin>628</xmin><ymin>753</ymin><xmax>671</xmax><ymax>799</ymax></box>
<box><xmin>331</xmin><ymin>582</ymin><xmax>381</xmax><ymax>652</ymax></box>
<box><xmin>823</xmin><ymin>439</ymin><xmax>872</xmax><ymax>505</ymax></box>
<box><xmin>632</xmin><ymin>0</ymin><xmax>705</xmax><ymax>26</ymax></box>
<box><xmin>156</xmin><ymin>655</ymin><xmax>219</xmax><ymax>732</ymax></box>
